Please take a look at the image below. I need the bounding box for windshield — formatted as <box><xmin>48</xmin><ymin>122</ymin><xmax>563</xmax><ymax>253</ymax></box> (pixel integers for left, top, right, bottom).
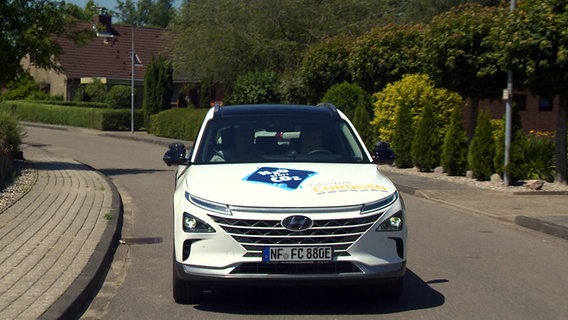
<box><xmin>193</xmin><ymin>115</ymin><xmax>369</xmax><ymax>164</ymax></box>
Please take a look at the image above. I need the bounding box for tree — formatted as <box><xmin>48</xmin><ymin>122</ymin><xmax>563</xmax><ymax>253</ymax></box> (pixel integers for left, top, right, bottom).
<box><xmin>230</xmin><ymin>71</ymin><xmax>281</xmax><ymax>104</ymax></box>
<box><xmin>116</xmin><ymin>0</ymin><xmax>174</xmax><ymax>27</ymax></box>
<box><xmin>400</xmin><ymin>0</ymin><xmax>500</xmax><ymax>23</ymax></box>
<box><xmin>0</xmin><ymin>0</ymin><xmax>90</xmax><ymax>85</ymax></box>
<box><xmin>468</xmin><ymin>109</ymin><xmax>495</xmax><ymax>181</ymax></box>
<box><xmin>412</xmin><ymin>102</ymin><xmax>440</xmax><ymax>171</ymax></box>
<box><xmin>143</xmin><ymin>55</ymin><xmax>173</xmax><ymax>128</ymax></box>
<box><xmin>167</xmin><ymin>1</ymin><xmax>402</xmax><ymax>88</ymax></box>
<box><xmin>441</xmin><ymin>104</ymin><xmax>469</xmax><ymax>176</ymax></box>
<box><xmin>422</xmin><ymin>3</ymin><xmax>505</xmax><ymax>138</ymax></box>
<box><xmin>484</xmin><ymin>0</ymin><xmax>568</xmax><ymax>184</ymax></box>
<box><xmin>348</xmin><ymin>24</ymin><xmax>424</xmax><ymax>93</ymax></box>
<box><xmin>494</xmin><ymin>105</ymin><xmax>528</xmax><ymax>182</ymax></box>
<box><xmin>300</xmin><ymin>37</ymin><xmax>353</xmax><ymax>104</ymax></box>
<box><xmin>391</xmin><ymin>95</ymin><xmax>415</xmax><ymax>168</ymax></box>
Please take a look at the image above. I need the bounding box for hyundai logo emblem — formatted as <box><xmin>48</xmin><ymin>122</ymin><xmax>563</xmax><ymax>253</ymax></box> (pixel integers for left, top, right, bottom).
<box><xmin>281</xmin><ymin>215</ymin><xmax>313</xmax><ymax>232</ymax></box>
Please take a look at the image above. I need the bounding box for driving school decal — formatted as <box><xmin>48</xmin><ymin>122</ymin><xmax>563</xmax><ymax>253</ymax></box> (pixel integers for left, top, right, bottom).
<box><xmin>244</xmin><ymin>167</ymin><xmax>316</xmax><ymax>191</ymax></box>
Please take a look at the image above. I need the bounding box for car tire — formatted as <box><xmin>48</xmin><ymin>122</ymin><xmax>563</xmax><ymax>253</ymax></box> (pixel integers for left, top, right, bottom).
<box><xmin>173</xmin><ymin>260</ymin><xmax>203</xmax><ymax>304</ymax></box>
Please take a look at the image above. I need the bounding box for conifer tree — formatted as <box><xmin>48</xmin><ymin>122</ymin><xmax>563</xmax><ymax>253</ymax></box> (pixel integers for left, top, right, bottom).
<box><xmin>391</xmin><ymin>99</ymin><xmax>414</xmax><ymax>168</ymax></box>
<box><xmin>143</xmin><ymin>55</ymin><xmax>173</xmax><ymax>128</ymax></box>
<box><xmin>411</xmin><ymin>102</ymin><xmax>439</xmax><ymax>171</ymax></box>
<box><xmin>494</xmin><ymin>104</ymin><xmax>527</xmax><ymax>182</ymax></box>
<box><xmin>468</xmin><ymin>109</ymin><xmax>495</xmax><ymax>181</ymax></box>
<box><xmin>441</xmin><ymin>104</ymin><xmax>469</xmax><ymax>176</ymax></box>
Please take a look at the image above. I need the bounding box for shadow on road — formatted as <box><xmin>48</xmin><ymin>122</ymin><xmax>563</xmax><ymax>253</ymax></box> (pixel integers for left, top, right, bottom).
<box><xmin>195</xmin><ymin>269</ymin><xmax>444</xmax><ymax>315</ymax></box>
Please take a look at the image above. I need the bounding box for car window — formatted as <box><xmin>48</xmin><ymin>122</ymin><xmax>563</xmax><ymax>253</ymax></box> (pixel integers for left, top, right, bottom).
<box><xmin>193</xmin><ymin>115</ymin><xmax>369</xmax><ymax>164</ymax></box>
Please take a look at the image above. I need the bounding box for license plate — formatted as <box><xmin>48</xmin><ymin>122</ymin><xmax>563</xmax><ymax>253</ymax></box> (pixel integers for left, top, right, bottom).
<box><xmin>262</xmin><ymin>247</ymin><xmax>333</xmax><ymax>262</ymax></box>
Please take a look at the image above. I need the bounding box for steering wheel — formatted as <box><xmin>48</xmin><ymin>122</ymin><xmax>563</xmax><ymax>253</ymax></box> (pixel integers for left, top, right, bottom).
<box><xmin>306</xmin><ymin>149</ymin><xmax>332</xmax><ymax>156</ymax></box>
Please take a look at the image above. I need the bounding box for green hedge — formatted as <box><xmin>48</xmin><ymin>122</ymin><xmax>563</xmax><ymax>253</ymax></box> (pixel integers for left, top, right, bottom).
<box><xmin>0</xmin><ymin>100</ymin><xmax>142</xmax><ymax>131</ymax></box>
<box><xmin>149</xmin><ymin>107</ymin><xmax>210</xmax><ymax>141</ymax></box>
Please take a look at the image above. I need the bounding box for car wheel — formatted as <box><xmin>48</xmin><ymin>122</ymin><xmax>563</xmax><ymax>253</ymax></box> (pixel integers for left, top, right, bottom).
<box><xmin>173</xmin><ymin>260</ymin><xmax>203</xmax><ymax>304</ymax></box>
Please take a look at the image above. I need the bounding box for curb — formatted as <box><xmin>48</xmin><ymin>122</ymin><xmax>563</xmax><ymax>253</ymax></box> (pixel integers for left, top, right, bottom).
<box><xmin>38</xmin><ymin>167</ymin><xmax>123</xmax><ymax>320</ymax></box>
<box><xmin>515</xmin><ymin>216</ymin><xmax>568</xmax><ymax>240</ymax></box>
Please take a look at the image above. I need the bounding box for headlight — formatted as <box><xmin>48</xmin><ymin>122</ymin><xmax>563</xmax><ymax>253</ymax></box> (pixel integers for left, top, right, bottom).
<box><xmin>183</xmin><ymin>212</ymin><xmax>215</xmax><ymax>233</ymax></box>
<box><xmin>376</xmin><ymin>210</ymin><xmax>404</xmax><ymax>232</ymax></box>
<box><xmin>185</xmin><ymin>191</ymin><xmax>232</xmax><ymax>215</ymax></box>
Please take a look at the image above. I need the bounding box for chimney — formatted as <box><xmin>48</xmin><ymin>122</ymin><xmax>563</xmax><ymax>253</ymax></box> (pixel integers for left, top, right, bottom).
<box><xmin>93</xmin><ymin>7</ymin><xmax>113</xmax><ymax>37</ymax></box>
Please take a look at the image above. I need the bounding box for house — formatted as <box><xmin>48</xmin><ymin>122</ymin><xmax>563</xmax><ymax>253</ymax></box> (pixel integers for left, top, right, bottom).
<box><xmin>463</xmin><ymin>93</ymin><xmax>561</xmax><ymax>135</ymax></box>
<box><xmin>24</xmin><ymin>10</ymin><xmax>191</xmax><ymax>108</ymax></box>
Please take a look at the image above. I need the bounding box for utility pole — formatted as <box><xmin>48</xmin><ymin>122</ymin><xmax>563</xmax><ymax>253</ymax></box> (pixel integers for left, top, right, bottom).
<box><xmin>131</xmin><ymin>26</ymin><xmax>135</xmax><ymax>134</ymax></box>
<box><xmin>504</xmin><ymin>0</ymin><xmax>516</xmax><ymax>186</ymax></box>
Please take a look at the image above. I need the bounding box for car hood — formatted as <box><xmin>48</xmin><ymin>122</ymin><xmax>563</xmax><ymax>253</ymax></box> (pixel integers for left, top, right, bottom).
<box><xmin>182</xmin><ymin>163</ymin><xmax>397</xmax><ymax>207</ymax></box>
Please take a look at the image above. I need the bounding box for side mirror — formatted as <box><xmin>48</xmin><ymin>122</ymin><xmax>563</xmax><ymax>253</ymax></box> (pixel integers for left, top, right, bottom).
<box><xmin>163</xmin><ymin>142</ymin><xmax>190</xmax><ymax>166</ymax></box>
<box><xmin>372</xmin><ymin>141</ymin><xmax>396</xmax><ymax>165</ymax></box>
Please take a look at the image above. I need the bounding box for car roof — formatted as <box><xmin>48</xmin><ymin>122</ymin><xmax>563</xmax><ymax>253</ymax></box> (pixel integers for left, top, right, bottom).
<box><xmin>212</xmin><ymin>104</ymin><xmax>341</xmax><ymax>119</ymax></box>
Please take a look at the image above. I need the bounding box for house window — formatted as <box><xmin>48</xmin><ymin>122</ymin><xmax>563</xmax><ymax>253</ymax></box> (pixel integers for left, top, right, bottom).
<box><xmin>539</xmin><ymin>98</ymin><xmax>553</xmax><ymax>112</ymax></box>
<box><xmin>512</xmin><ymin>94</ymin><xmax>526</xmax><ymax>111</ymax></box>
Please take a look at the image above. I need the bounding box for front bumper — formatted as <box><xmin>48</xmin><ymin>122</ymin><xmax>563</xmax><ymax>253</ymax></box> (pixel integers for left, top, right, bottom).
<box><xmin>174</xmin><ymin>259</ymin><xmax>406</xmax><ymax>287</ymax></box>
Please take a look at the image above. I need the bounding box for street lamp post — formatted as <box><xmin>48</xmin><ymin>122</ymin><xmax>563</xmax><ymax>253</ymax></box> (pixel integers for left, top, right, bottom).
<box><xmin>504</xmin><ymin>0</ymin><xmax>516</xmax><ymax>186</ymax></box>
<box><xmin>130</xmin><ymin>26</ymin><xmax>135</xmax><ymax>134</ymax></box>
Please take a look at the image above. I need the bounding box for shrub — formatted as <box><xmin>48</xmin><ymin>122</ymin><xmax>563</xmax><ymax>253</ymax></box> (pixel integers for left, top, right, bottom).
<box><xmin>468</xmin><ymin>109</ymin><xmax>495</xmax><ymax>181</ymax></box>
<box><xmin>371</xmin><ymin>74</ymin><xmax>461</xmax><ymax>143</ymax></box>
<box><xmin>411</xmin><ymin>102</ymin><xmax>440</xmax><ymax>171</ymax></box>
<box><xmin>525</xmin><ymin>131</ymin><xmax>555</xmax><ymax>181</ymax></box>
<box><xmin>493</xmin><ymin>104</ymin><xmax>527</xmax><ymax>182</ymax></box>
<box><xmin>352</xmin><ymin>104</ymin><xmax>374</xmax><ymax>151</ymax></box>
<box><xmin>106</xmin><ymin>85</ymin><xmax>132</xmax><ymax>109</ymax></box>
<box><xmin>0</xmin><ymin>112</ymin><xmax>22</xmax><ymax>151</ymax></box>
<box><xmin>143</xmin><ymin>55</ymin><xmax>174</xmax><ymax>128</ymax></box>
<box><xmin>321</xmin><ymin>82</ymin><xmax>370</xmax><ymax>120</ymax></box>
<box><xmin>391</xmin><ymin>94</ymin><xmax>414</xmax><ymax>168</ymax></box>
<box><xmin>300</xmin><ymin>37</ymin><xmax>352</xmax><ymax>103</ymax></box>
<box><xmin>83</xmin><ymin>79</ymin><xmax>107</xmax><ymax>103</ymax></box>
<box><xmin>149</xmin><ymin>107</ymin><xmax>210</xmax><ymax>141</ymax></box>
<box><xmin>229</xmin><ymin>71</ymin><xmax>282</xmax><ymax>104</ymax></box>
<box><xmin>441</xmin><ymin>104</ymin><xmax>469</xmax><ymax>176</ymax></box>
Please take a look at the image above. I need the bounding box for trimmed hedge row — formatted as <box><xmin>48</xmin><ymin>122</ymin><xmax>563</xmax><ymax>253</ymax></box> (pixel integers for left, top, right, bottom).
<box><xmin>149</xmin><ymin>107</ymin><xmax>210</xmax><ymax>141</ymax></box>
<box><xmin>0</xmin><ymin>100</ymin><xmax>142</xmax><ymax>131</ymax></box>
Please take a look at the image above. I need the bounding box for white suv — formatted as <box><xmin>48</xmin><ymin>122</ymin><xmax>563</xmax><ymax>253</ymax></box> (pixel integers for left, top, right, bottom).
<box><xmin>163</xmin><ymin>104</ymin><xmax>406</xmax><ymax>304</ymax></box>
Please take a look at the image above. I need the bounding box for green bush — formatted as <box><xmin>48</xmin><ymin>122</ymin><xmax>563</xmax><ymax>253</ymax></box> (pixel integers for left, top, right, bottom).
<box><xmin>411</xmin><ymin>102</ymin><xmax>440</xmax><ymax>171</ymax></box>
<box><xmin>149</xmin><ymin>107</ymin><xmax>210</xmax><ymax>141</ymax></box>
<box><xmin>371</xmin><ymin>74</ymin><xmax>462</xmax><ymax>143</ymax></box>
<box><xmin>441</xmin><ymin>104</ymin><xmax>469</xmax><ymax>176</ymax></box>
<box><xmin>300</xmin><ymin>37</ymin><xmax>353</xmax><ymax>103</ymax></box>
<box><xmin>229</xmin><ymin>71</ymin><xmax>282</xmax><ymax>104</ymax></box>
<box><xmin>525</xmin><ymin>131</ymin><xmax>555</xmax><ymax>181</ymax></box>
<box><xmin>0</xmin><ymin>100</ymin><xmax>139</xmax><ymax>131</ymax></box>
<box><xmin>321</xmin><ymin>82</ymin><xmax>370</xmax><ymax>120</ymax></box>
<box><xmin>391</xmin><ymin>94</ymin><xmax>415</xmax><ymax>168</ymax></box>
<box><xmin>493</xmin><ymin>104</ymin><xmax>528</xmax><ymax>182</ymax></box>
<box><xmin>83</xmin><ymin>79</ymin><xmax>108</xmax><ymax>103</ymax></box>
<box><xmin>0</xmin><ymin>112</ymin><xmax>22</xmax><ymax>150</ymax></box>
<box><xmin>106</xmin><ymin>85</ymin><xmax>132</xmax><ymax>109</ymax></box>
<box><xmin>468</xmin><ymin>109</ymin><xmax>495</xmax><ymax>181</ymax></box>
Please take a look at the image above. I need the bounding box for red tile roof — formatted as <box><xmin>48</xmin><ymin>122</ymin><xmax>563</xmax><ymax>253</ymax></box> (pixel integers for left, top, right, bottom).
<box><xmin>55</xmin><ymin>22</ymin><xmax>167</xmax><ymax>81</ymax></box>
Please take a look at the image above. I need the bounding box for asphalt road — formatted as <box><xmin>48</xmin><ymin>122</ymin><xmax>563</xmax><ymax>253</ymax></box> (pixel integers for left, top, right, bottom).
<box><xmin>22</xmin><ymin>124</ymin><xmax>568</xmax><ymax>320</ymax></box>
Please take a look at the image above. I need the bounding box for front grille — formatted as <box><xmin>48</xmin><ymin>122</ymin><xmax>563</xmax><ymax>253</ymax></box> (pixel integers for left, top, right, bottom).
<box><xmin>208</xmin><ymin>209</ymin><xmax>385</xmax><ymax>258</ymax></box>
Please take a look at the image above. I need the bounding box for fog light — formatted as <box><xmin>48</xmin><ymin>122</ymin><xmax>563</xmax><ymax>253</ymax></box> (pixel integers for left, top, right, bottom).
<box><xmin>388</xmin><ymin>216</ymin><xmax>402</xmax><ymax>229</ymax></box>
<box><xmin>182</xmin><ymin>212</ymin><xmax>215</xmax><ymax>233</ymax></box>
<box><xmin>377</xmin><ymin>211</ymin><xmax>404</xmax><ymax>231</ymax></box>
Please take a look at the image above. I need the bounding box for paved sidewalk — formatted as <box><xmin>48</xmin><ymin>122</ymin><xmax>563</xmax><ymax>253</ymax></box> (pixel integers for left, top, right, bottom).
<box><xmin>1</xmin><ymin>126</ymin><xmax>567</xmax><ymax>320</ymax></box>
<box><xmin>0</xmin><ymin>148</ymin><xmax>122</xmax><ymax>319</ymax></box>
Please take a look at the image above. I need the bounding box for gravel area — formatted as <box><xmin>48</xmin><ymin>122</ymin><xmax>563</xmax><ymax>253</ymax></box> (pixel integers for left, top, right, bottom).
<box><xmin>377</xmin><ymin>164</ymin><xmax>568</xmax><ymax>194</ymax></box>
<box><xmin>0</xmin><ymin>161</ymin><xmax>37</xmax><ymax>213</ymax></box>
